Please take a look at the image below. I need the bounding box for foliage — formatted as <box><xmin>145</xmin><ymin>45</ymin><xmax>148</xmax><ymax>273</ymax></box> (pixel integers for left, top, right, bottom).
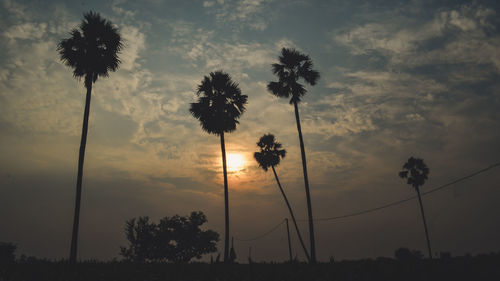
<box><xmin>267</xmin><ymin>48</ymin><xmax>320</xmax><ymax>104</ymax></box>
<box><xmin>120</xmin><ymin>211</ymin><xmax>219</xmax><ymax>263</ymax></box>
<box><xmin>254</xmin><ymin>134</ymin><xmax>286</xmax><ymax>171</ymax></box>
<box><xmin>58</xmin><ymin>11</ymin><xmax>122</xmax><ymax>88</ymax></box>
<box><xmin>398</xmin><ymin>157</ymin><xmax>430</xmax><ymax>189</ymax></box>
<box><xmin>189</xmin><ymin>71</ymin><xmax>248</xmax><ymax>135</ymax></box>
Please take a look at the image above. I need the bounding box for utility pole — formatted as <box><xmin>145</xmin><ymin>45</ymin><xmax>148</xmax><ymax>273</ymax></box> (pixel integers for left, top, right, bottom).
<box><xmin>285</xmin><ymin>218</ymin><xmax>292</xmax><ymax>263</ymax></box>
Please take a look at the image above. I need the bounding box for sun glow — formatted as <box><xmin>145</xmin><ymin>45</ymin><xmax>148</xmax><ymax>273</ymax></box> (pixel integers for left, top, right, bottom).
<box><xmin>226</xmin><ymin>153</ymin><xmax>245</xmax><ymax>172</ymax></box>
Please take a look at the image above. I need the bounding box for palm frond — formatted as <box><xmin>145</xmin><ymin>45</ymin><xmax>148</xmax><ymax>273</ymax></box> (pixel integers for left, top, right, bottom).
<box><xmin>268</xmin><ymin>48</ymin><xmax>319</xmax><ymax>104</ymax></box>
<box><xmin>190</xmin><ymin>71</ymin><xmax>247</xmax><ymax>135</ymax></box>
<box><xmin>254</xmin><ymin>134</ymin><xmax>287</xmax><ymax>171</ymax></box>
<box><xmin>399</xmin><ymin>157</ymin><xmax>429</xmax><ymax>189</ymax></box>
<box><xmin>58</xmin><ymin>11</ymin><xmax>122</xmax><ymax>88</ymax></box>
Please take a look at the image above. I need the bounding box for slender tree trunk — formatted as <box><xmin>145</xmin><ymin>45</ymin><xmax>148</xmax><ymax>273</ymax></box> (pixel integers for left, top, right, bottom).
<box><xmin>272</xmin><ymin>166</ymin><xmax>311</xmax><ymax>262</ymax></box>
<box><xmin>416</xmin><ymin>186</ymin><xmax>432</xmax><ymax>259</ymax></box>
<box><xmin>285</xmin><ymin>218</ymin><xmax>292</xmax><ymax>263</ymax></box>
<box><xmin>220</xmin><ymin>132</ymin><xmax>230</xmax><ymax>263</ymax></box>
<box><xmin>293</xmin><ymin>101</ymin><xmax>316</xmax><ymax>263</ymax></box>
<box><xmin>70</xmin><ymin>76</ymin><xmax>92</xmax><ymax>263</ymax></box>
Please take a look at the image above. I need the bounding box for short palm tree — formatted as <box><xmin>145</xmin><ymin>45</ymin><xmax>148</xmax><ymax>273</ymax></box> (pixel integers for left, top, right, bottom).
<box><xmin>58</xmin><ymin>11</ymin><xmax>122</xmax><ymax>263</ymax></box>
<box><xmin>267</xmin><ymin>48</ymin><xmax>320</xmax><ymax>262</ymax></box>
<box><xmin>254</xmin><ymin>134</ymin><xmax>311</xmax><ymax>262</ymax></box>
<box><xmin>399</xmin><ymin>157</ymin><xmax>432</xmax><ymax>259</ymax></box>
<box><xmin>190</xmin><ymin>71</ymin><xmax>247</xmax><ymax>263</ymax></box>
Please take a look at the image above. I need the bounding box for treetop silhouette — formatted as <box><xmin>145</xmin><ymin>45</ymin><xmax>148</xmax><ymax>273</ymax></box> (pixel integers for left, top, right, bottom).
<box><xmin>399</xmin><ymin>156</ymin><xmax>429</xmax><ymax>190</ymax></box>
<box><xmin>268</xmin><ymin>48</ymin><xmax>320</xmax><ymax>104</ymax></box>
<box><xmin>58</xmin><ymin>11</ymin><xmax>122</xmax><ymax>88</ymax></box>
<box><xmin>254</xmin><ymin>133</ymin><xmax>286</xmax><ymax>171</ymax></box>
<box><xmin>190</xmin><ymin>71</ymin><xmax>248</xmax><ymax>135</ymax></box>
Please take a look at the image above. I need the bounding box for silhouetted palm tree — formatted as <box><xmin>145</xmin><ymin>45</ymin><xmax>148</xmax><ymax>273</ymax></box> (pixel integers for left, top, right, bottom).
<box><xmin>58</xmin><ymin>11</ymin><xmax>122</xmax><ymax>263</ymax></box>
<box><xmin>190</xmin><ymin>71</ymin><xmax>247</xmax><ymax>263</ymax></box>
<box><xmin>254</xmin><ymin>134</ymin><xmax>311</xmax><ymax>262</ymax></box>
<box><xmin>399</xmin><ymin>157</ymin><xmax>432</xmax><ymax>259</ymax></box>
<box><xmin>267</xmin><ymin>48</ymin><xmax>320</xmax><ymax>262</ymax></box>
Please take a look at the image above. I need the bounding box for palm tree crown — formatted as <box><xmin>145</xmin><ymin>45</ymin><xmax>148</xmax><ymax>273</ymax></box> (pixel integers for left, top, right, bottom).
<box><xmin>190</xmin><ymin>71</ymin><xmax>248</xmax><ymax>135</ymax></box>
<box><xmin>399</xmin><ymin>157</ymin><xmax>429</xmax><ymax>189</ymax></box>
<box><xmin>58</xmin><ymin>11</ymin><xmax>122</xmax><ymax>88</ymax></box>
<box><xmin>254</xmin><ymin>134</ymin><xmax>286</xmax><ymax>171</ymax></box>
<box><xmin>267</xmin><ymin>48</ymin><xmax>320</xmax><ymax>104</ymax></box>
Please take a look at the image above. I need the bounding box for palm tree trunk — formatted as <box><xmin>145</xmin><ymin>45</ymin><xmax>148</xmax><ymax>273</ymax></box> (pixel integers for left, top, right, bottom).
<box><xmin>272</xmin><ymin>166</ymin><xmax>311</xmax><ymax>262</ymax></box>
<box><xmin>293</xmin><ymin>100</ymin><xmax>316</xmax><ymax>263</ymax></box>
<box><xmin>69</xmin><ymin>76</ymin><xmax>92</xmax><ymax>263</ymax></box>
<box><xmin>416</xmin><ymin>187</ymin><xmax>432</xmax><ymax>259</ymax></box>
<box><xmin>220</xmin><ymin>131</ymin><xmax>230</xmax><ymax>263</ymax></box>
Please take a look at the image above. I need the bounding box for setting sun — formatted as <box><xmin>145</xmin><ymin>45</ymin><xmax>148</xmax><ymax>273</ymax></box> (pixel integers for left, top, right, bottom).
<box><xmin>226</xmin><ymin>153</ymin><xmax>245</xmax><ymax>172</ymax></box>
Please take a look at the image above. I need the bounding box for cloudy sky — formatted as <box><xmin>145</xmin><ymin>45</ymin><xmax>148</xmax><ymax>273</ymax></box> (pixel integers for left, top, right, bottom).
<box><xmin>1</xmin><ymin>0</ymin><xmax>500</xmax><ymax>262</ymax></box>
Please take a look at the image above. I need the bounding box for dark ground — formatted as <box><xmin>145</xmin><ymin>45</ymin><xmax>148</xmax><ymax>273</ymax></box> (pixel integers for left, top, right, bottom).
<box><xmin>1</xmin><ymin>254</ymin><xmax>500</xmax><ymax>281</ymax></box>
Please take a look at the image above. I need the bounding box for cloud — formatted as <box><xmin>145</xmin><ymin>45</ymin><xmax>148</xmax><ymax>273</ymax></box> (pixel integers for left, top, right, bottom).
<box><xmin>3</xmin><ymin>22</ymin><xmax>47</xmax><ymax>41</ymax></box>
<box><xmin>202</xmin><ymin>0</ymin><xmax>274</xmax><ymax>31</ymax></box>
<box><xmin>2</xmin><ymin>0</ymin><xmax>29</xmax><ymax>20</ymax></box>
<box><xmin>334</xmin><ymin>4</ymin><xmax>500</xmax><ymax>71</ymax></box>
<box><xmin>119</xmin><ymin>25</ymin><xmax>146</xmax><ymax>71</ymax></box>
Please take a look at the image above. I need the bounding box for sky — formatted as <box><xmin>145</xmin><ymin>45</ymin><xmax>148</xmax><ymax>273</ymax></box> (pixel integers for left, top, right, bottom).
<box><xmin>1</xmin><ymin>0</ymin><xmax>500</xmax><ymax>262</ymax></box>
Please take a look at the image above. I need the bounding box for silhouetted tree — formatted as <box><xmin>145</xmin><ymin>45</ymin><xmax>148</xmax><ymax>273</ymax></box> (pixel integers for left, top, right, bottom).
<box><xmin>189</xmin><ymin>71</ymin><xmax>247</xmax><ymax>263</ymax></box>
<box><xmin>119</xmin><ymin>217</ymin><xmax>156</xmax><ymax>262</ymax></box>
<box><xmin>58</xmin><ymin>11</ymin><xmax>122</xmax><ymax>263</ymax></box>
<box><xmin>267</xmin><ymin>48</ymin><xmax>320</xmax><ymax>262</ymax></box>
<box><xmin>399</xmin><ymin>157</ymin><xmax>432</xmax><ymax>259</ymax></box>
<box><xmin>120</xmin><ymin>211</ymin><xmax>219</xmax><ymax>263</ymax></box>
<box><xmin>254</xmin><ymin>134</ymin><xmax>311</xmax><ymax>262</ymax></box>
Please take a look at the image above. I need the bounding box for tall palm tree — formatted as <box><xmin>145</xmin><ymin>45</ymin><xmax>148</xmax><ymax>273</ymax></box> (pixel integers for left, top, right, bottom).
<box><xmin>254</xmin><ymin>134</ymin><xmax>311</xmax><ymax>262</ymax></box>
<box><xmin>399</xmin><ymin>157</ymin><xmax>432</xmax><ymax>259</ymax></box>
<box><xmin>190</xmin><ymin>71</ymin><xmax>247</xmax><ymax>263</ymax></box>
<box><xmin>58</xmin><ymin>11</ymin><xmax>122</xmax><ymax>263</ymax></box>
<box><xmin>267</xmin><ymin>48</ymin><xmax>320</xmax><ymax>262</ymax></box>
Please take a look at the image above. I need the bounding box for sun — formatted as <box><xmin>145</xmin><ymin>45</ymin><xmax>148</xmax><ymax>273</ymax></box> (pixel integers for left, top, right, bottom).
<box><xmin>226</xmin><ymin>153</ymin><xmax>245</xmax><ymax>172</ymax></box>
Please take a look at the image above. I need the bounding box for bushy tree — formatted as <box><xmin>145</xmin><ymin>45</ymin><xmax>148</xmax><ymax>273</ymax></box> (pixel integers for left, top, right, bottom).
<box><xmin>120</xmin><ymin>211</ymin><xmax>219</xmax><ymax>263</ymax></box>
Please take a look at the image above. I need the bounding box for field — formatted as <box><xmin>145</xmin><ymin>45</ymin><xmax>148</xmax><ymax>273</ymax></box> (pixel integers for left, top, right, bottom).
<box><xmin>2</xmin><ymin>254</ymin><xmax>499</xmax><ymax>281</ymax></box>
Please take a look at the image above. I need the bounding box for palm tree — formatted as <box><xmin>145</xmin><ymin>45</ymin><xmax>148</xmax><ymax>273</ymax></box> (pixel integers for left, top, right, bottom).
<box><xmin>267</xmin><ymin>48</ymin><xmax>320</xmax><ymax>262</ymax></box>
<box><xmin>254</xmin><ymin>134</ymin><xmax>311</xmax><ymax>262</ymax></box>
<box><xmin>58</xmin><ymin>11</ymin><xmax>122</xmax><ymax>263</ymax></box>
<box><xmin>190</xmin><ymin>71</ymin><xmax>247</xmax><ymax>263</ymax></box>
<box><xmin>399</xmin><ymin>157</ymin><xmax>432</xmax><ymax>259</ymax></box>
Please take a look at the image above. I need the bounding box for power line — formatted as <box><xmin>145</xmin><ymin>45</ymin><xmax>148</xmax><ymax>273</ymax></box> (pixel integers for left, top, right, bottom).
<box><xmin>232</xmin><ymin>161</ymin><xmax>500</xmax><ymax>242</ymax></box>
<box><xmin>235</xmin><ymin>219</ymin><xmax>285</xmax><ymax>242</ymax></box>
<box><xmin>302</xmin><ymin>161</ymin><xmax>500</xmax><ymax>222</ymax></box>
